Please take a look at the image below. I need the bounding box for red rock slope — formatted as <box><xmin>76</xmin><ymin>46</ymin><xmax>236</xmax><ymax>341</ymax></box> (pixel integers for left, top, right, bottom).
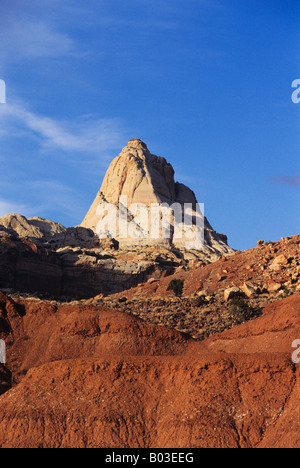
<box><xmin>0</xmin><ymin>292</ymin><xmax>299</xmax><ymax>448</ymax></box>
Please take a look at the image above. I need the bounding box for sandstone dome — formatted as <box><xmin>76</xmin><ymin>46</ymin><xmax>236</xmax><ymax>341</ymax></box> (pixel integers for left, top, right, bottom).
<box><xmin>81</xmin><ymin>139</ymin><xmax>232</xmax><ymax>254</ymax></box>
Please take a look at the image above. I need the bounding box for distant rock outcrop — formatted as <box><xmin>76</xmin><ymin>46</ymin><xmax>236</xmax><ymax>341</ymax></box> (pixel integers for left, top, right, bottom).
<box><xmin>0</xmin><ymin>214</ymin><xmax>97</xmax><ymax>249</ymax></box>
<box><xmin>0</xmin><ymin>214</ymin><xmax>66</xmax><ymax>241</ymax></box>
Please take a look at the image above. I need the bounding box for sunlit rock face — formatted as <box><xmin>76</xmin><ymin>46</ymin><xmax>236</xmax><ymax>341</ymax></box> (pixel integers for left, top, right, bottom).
<box><xmin>81</xmin><ymin>139</ymin><xmax>232</xmax><ymax>254</ymax></box>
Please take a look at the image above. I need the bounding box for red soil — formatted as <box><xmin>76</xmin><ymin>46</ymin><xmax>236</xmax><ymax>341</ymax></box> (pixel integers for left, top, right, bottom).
<box><xmin>0</xmin><ymin>291</ymin><xmax>299</xmax><ymax>448</ymax></box>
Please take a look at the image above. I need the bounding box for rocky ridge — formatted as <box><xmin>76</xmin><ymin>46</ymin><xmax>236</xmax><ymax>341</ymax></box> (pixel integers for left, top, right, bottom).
<box><xmin>78</xmin><ymin>234</ymin><xmax>300</xmax><ymax>339</ymax></box>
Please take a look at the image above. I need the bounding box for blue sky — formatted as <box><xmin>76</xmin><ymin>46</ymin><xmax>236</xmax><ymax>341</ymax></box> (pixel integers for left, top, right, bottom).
<box><xmin>0</xmin><ymin>0</ymin><xmax>299</xmax><ymax>251</ymax></box>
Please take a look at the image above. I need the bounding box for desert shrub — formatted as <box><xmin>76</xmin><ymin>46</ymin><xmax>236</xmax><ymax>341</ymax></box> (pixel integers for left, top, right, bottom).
<box><xmin>229</xmin><ymin>296</ymin><xmax>255</xmax><ymax>322</ymax></box>
<box><xmin>167</xmin><ymin>279</ymin><xmax>184</xmax><ymax>298</ymax></box>
<box><xmin>280</xmin><ymin>285</ymin><xmax>293</xmax><ymax>298</ymax></box>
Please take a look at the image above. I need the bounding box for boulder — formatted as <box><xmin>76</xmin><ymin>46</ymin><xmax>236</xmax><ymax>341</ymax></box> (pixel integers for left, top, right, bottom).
<box><xmin>272</xmin><ymin>254</ymin><xmax>289</xmax><ymax>266</ymax></box>
<box><xmin>241</xmin><ymin>282</ymin><xmax>258</xmax><ymax>297</ymax></box>
<box><xmin>268</xmin><ymin>282</ymin><xmax>282</xmax><ymax>293</ymax></box>
<box><xmin>224</xmin><ymin>287</ymin><xmax>241</xmax><ymax>302</ymax></box>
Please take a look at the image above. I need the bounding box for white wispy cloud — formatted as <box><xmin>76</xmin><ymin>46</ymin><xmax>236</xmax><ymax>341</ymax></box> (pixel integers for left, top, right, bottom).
<box><xmin>0</xmin><ymin>97</ymin><xmax>127</xmax><ymax>224</ymax></box>
<box><xmin>0</xmin><ymin>200</ymin><xmax>32</xmax><ymax>218</ymax></box>
<box><xmin>0</xmin><ymin>101</ymin><xmax>126</xmax><ymax>157</ymax></box>
<box><xmin>3</xmin><ymin>21</ymin><xmax>76</xmax><ymax>61</ymax></box>
<box><xmin>0</xmin><ymin>1</ymin><xmax>79</xmax><ymax>64</ymax></box>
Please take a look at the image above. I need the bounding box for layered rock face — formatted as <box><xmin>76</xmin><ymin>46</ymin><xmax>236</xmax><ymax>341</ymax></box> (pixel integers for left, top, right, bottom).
<box><xmin>0</xmin><ymin>214</ymin><xmax>97</xmax><ymax>249</ymax></box>
<box><xmin>0</xmin><ymin>214</ymin><xmax>66</xmax><ymax>241</ymax></box>
<box><xmin>0</xmin><ymin>234</ymin><xmax>159</xmax><ymax>298</ymax></box>
<box><xmin>81</xmin><ymin>139</ymin><xmax>232</xmax><ymax>254</ymax></box>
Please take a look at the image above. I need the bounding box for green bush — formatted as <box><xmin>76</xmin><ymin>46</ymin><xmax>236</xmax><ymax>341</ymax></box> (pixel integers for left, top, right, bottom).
<box><xmin>229</xmin><ymin>296</ymin><xmax>255</xmax><ymax>321</ymax></box>
<box><xmin>167</xmin><ymin>279</ymin><xmax>184</xmax><ymax>298</ymax></box>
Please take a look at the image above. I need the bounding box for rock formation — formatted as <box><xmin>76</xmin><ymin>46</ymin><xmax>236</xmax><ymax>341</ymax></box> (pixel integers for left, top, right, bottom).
<box><xmin>0</xmin><ymin>140</ymin><xmax>235</xmax><ymax>298</ymax></box>
<box><xmin>81</xmin><ymin>139</ymin><xmax>232</xmax><ymax>254</ymax></box>
<box><xmin>0</xmin><ymin>214</ymin><xmax>97</xmax><ymax>249</ymax></box>
<box><xmin>0</xmin><ymin>214</ymin><xmax>66</xmax><ymax>242</ymax></box>
<box><xmin>0</xmin><ymin>233</ymin><xmax>162</xmax><ymax>298</ymax></box>
<box><xmin>0</xmin><ymin>138</ymin><xmax>298</xmax><ymax>448</ymax></box>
